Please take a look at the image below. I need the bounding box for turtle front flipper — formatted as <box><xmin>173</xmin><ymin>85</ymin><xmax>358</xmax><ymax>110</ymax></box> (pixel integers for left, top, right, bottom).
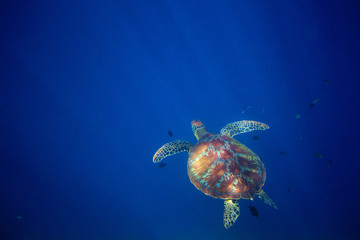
<box><xmin>153</xmin><ymin>140</ymin><xmax>193</xmax><ymax>163</ymax></box>
<box><xmin>257</xmin><ymin>190</ymin><xmax>278</xmax><ymax>209</ymax></box>
<box><xmin>220</xmin><ymin>120</ymin><xmax>269</xmax><ymax>137</ymax></box>
<box><xmin>224</xmin><ymin>199</ymin><xmax>240</xmax><ymax>229</ymax></box>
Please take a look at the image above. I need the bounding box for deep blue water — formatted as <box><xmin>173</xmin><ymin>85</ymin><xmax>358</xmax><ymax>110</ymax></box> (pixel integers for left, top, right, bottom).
<box><xmin>1</xmin><ymin>0</ymin><xmax>360</xmax><ymax>239</ymax></box>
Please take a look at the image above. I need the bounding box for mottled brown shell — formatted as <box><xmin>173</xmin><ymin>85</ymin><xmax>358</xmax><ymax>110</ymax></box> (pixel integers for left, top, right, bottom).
<box><xmin>187</xmin><ymin>133</ymin><xmax>265</xmax><ymax>200</ymax></box>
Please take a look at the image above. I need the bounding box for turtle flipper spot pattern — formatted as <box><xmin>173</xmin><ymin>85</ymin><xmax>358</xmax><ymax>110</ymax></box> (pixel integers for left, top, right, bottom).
<box><xmin>153</xmin><ymin>140</ymin><xmax>193</xmax><ymax>163</ymax></box>
<box><xmin>257</xmin><ymin>190</ymin><xmax>278</xmax><ymax>209</ymax></box>
<box><xmin>220</xmin><ymin>120</ymin><xmax>269</xmax><ymax>137</ymax></box>
<box><xmin>224</xmin><ymin>199</ymin><xmax>240</xmax><ymax>229</ymax></box>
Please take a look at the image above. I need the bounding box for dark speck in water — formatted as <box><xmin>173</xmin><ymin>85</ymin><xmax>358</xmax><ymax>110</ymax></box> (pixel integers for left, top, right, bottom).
<box><xmin>249</xmin><ymin>205</ymin><xmax>259</xmax><ymax>217</ymax></box>
<box><xmin>314</xmin><ymin>153</ymin><xmax>323</xmax><ymax>158</ymax></box>
<box><xmin>168</xmin><ymin>130</ymin><xmax>173</xmax><ymax>137</ymax></box>
<box><xmin>158</xmin><ymin>163</ymin><xmax>167</xmax><ymax>168</ymax></box>
<box><xmin>328</xmin><ymin>160</ymin><xmax>333</xmax><ymax>167</ymax></box>
<box><xmin>280</xmin><ymin>151</ymin><xmax>288</xmax><ymax>156</ymax></box>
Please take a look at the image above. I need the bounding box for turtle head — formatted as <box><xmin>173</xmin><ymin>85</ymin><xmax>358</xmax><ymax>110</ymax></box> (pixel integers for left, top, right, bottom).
<box><xmin>191</xmin><ymin>119</ymin><xmax>209</xmax><ymax>140</ymax></box>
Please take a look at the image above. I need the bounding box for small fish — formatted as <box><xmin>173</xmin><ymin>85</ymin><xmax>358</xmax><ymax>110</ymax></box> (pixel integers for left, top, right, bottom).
<box><xmin>324</xmin><ymin>80</ymin><xmax>331</xmax><ymax>85</ymax></box>
<box><xmin>280</xmin><ymin>151</ymin><xmax>288</xmax><ymax>156</ymax></box>
<box><xmin>314</xmin><ymin>153</ymin><xmax>323</xmax><ymax>158</ymax></box>
<box><xmin>300</xmin><ymin>134</ymin><xmax>306</xmax><ymax>140</ymax></box>
<box><xmin>168</xmin><ymin>130</ymin><xmax>173</xmax><ymax>137</ymax></box>
<box><xmin>262</xmin><ymin>108</ymin><xmax>265</xmax><ymax>114</ymax></box>
<box><xmin>248</xmin><ymin>205</ymin><xmax>259</xmax><ymax>217</ymax></box>
<box><xmin>327</xmin><ymin>160</ymin><xmax>333</xmax><ymax>167</ymax></box>
<box><xmin>295</xmin><ymin>114</ymin><xmax>301</xmax><ymax>119</ymax></box>
<box><xmin>16</xmin><ymin>215</ymin><xmax>23</xmax><ymax>220</ymax></box>
<box><xmin>287</xmin><ymin>186</ymin><xmax>291</xmax><ymax>192</ymax></box>
<box><xmin>252</xmin><ymin>136</ymin><xmax>260</xmax><ymax>140</ymax></box>
<box><xmin>157</xmin><ymin>163</ymin><xmax>167</xmax><ymax>168</ymax></box>
<box><xmin>308</xmin><ymin>98</ymin><xmax>319</xmax><ymax>108</ymax></box>
<box><xmin>241</xmin><ymin>105</ymin><xmax>252</xmax><ymax>114</ymax></box>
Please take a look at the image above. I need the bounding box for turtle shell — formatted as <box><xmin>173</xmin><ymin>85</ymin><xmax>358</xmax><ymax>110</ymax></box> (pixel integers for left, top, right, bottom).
<box><xmin>187</xmin><ymin>133</ymin><xmax>265</xmax><ymax>200</ymax></box>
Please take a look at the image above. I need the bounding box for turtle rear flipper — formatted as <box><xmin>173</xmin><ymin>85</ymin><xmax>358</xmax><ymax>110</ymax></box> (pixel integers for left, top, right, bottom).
<box><xmin>153</xmin><ymin>140</ymin><xmax>193</xmax><ymax>163</ymax></box>
<box><xmin>224</xmin><ymin>200</ymin><xmax>240</xmax><ymax>229</ymax></box>
<box><xmin>257</xmin><ymin>190</ymin><xmax>278</xmax><ymax>209</ymax></box>
<box><xmin>220</xmin><ymin>121</ymin><xmax>269</xmax><ymax>137</ymax></box>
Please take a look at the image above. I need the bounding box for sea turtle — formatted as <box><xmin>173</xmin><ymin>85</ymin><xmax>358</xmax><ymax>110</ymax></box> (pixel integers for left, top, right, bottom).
<box><xmin>153</xmin><ymin>119</ymin><xmax>277</xmax><ymax>229</ymax></box>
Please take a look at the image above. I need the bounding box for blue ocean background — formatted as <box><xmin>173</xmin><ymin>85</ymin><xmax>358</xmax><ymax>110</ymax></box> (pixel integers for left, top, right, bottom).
<box><xmin>1</xmin><ymin>0</ymin><xmax>360</xmax><ymax>239</ymax></box>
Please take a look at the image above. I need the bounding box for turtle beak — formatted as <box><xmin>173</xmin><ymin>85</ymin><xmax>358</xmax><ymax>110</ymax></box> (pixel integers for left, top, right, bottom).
<box><xmin>191</xmin><ymin>119</ymin><xmax>202</xmax><ymax>133</ymax></box>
